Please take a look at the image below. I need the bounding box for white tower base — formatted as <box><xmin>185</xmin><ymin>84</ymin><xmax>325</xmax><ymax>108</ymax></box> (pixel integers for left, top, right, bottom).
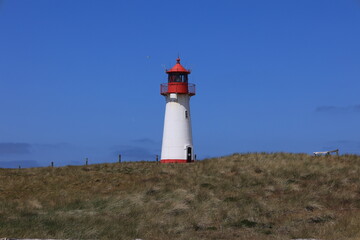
<box><xmin>161</xmin><ymin>93</ymin><xmax>193</xmax><ymax>163</ymax></box>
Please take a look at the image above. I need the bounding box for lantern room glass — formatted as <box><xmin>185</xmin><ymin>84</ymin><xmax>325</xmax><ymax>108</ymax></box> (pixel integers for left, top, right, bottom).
<box><xmin>168</xmin><ymin>73</ymin><xmax>188</xmax><ymax>83</ymax></box>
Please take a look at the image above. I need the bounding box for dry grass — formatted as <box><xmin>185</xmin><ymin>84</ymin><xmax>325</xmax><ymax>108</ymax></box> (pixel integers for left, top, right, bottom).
<box><xmin>1</xmin><ymin>153</ymin><xmax>360</xmax><ymax>239</ymax></box>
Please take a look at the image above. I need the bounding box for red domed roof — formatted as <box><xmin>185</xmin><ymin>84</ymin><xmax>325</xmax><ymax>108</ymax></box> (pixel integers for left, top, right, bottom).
<box><xmin>166</xmin><ymin>58</ymin><xmax>191</xmax><ymax>74</ymax></box>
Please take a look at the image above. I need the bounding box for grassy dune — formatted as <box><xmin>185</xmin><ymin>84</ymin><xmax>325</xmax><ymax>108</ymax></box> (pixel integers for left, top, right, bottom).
<box><xmin>1</xmin><ymin>153</ymin><xmax>360</xmax><ymax>240</ymax></box>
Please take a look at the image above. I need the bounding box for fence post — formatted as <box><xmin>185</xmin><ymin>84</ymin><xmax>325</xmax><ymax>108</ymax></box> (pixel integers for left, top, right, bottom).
<box><xmin>118</xmin><ymin>154</ymin><xmax>121</xmax><ymax>163</ymax></box>
<box><xmin>85</xmin><ymin>158</ymin><xmax>88</xmax><ymax>166</ymax></box>
<box><xmin>156</xmin><ymin>155</ymin><xmax>159</xmax><ymax>162</ymax></box>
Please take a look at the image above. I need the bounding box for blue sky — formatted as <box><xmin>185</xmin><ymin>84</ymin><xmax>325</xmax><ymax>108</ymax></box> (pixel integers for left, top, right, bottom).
<box><xmin>1</xmin><ymin>0</ymin><xmax>360</xmax><ymax>168</ymax></box>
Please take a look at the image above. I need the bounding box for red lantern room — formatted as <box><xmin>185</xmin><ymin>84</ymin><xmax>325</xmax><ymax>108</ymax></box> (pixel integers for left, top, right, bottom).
<box><xmin>160</xmin><ymin>58</ymin><xmax>196</xmax><ymax>96</ymax></box>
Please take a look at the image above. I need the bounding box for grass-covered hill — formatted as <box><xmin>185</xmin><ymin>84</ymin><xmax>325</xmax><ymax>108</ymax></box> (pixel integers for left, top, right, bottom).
<box><xmin>1</xmin><ymin>153</ymin><xmax>360</xmax><ymax>240</ymax></box>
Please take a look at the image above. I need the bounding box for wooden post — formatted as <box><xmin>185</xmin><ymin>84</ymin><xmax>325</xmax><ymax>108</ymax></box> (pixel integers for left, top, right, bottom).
<box><xmin>118</xmin><ymin>154</ymin><xmax>121</xmax><ymax>163</ymax></box>
<box><xmin>51</xmin><ymin>161</ymin><xmax>54</xmax><ymax>167</ymax></box>
<box><xmin>156</xmin><ymin>155</ymin><xmax>159</xmax><ymax>162</ymax></box>
<box><xmin>85</xmin><ymin>158</ymin><xmax>88</xmax><ymax>166</ymax></box>
<box><xmin>195</xmin><ymin>154</ymin><xmax>197</xmax><ymax>161</ymax></box>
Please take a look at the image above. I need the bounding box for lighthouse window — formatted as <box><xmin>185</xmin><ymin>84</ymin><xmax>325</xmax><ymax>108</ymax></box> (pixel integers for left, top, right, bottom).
<box><xmin>185</xmin><ymin>111</ymin><xmax>188</xmax><ymax>118</ymax></box>
<box><xmin>168</xmin><ymin>74</ymin><xmax>188</xmax><ymax>83</ymax></box>
<box><xmin>168</xmin><ymin>74</ymin><xmax>179</xmax><ymax>82</ymax></box>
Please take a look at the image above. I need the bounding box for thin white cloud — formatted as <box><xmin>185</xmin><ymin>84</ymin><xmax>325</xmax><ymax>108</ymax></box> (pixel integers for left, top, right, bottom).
<box><xmin>316</xmin><ymin>105</ymin><xmax>360</xmax><ymax>113</ymax></box>
<box><xmin>0</xmin><ymin>143</ymin><xmax>31</xmax><ymax>155</ymax></box>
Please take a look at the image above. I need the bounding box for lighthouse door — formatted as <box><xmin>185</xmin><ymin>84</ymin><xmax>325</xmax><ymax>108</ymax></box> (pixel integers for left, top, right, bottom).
<box><xmin>186</xmin><ymin>147</ymin><xmax>192</xmax><ymax>162</ymax></box>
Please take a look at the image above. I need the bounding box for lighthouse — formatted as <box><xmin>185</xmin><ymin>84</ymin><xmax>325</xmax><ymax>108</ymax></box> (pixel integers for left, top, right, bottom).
<box><xmin>160</xmin><ymin>58</ymin><xmax>196</xmax><ymax>163</ymax></box>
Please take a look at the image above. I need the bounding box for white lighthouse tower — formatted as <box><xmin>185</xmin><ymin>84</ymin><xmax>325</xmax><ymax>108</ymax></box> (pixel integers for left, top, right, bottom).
<box><xmin>160</xmin><ymin>58</ymin><xmax>196</xmax><ymax>163</ymax></box>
